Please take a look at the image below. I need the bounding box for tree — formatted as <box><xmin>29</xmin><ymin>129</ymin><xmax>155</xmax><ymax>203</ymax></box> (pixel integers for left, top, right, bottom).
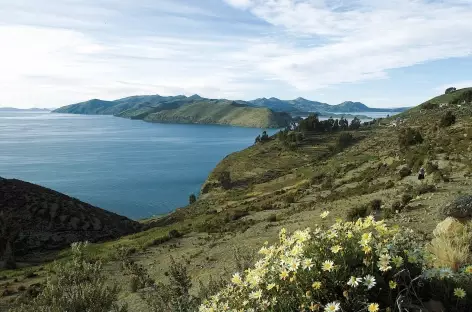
<box><xmin>339</xmin><ymin>117</ymin><xmax>349</xmax><ymax>131</ymax></box>
<box><xmin>260</xmin><ymin>131</ymin><xmax>269</xmax><ymax>142</ymax></box>
<box><xmin>440</xmin><ymin>111</ymin><xmax>456</xmax><ymax>127</ymax></box>
<box><xmin>189</xmin><ymin>194</ymin><xmax>197</xmax><ymax>205</ymax></box>
<box><xmin>398</xmin><ymin>127</ymin><xmax>423</xmax><ymax>148</ymax></box>
<box><xmin>445</xmin><ymin>87</ymin><xmax>457</xmax><ymax>94</ymax></box>
<box><xmin>349</xmin><ymin>117</ymin><xmax>361</xmax><ymax>130</ymax></box>
<box><xmin>254</xmin><ymin>135</ymin><xmax>261</xmax><ymax>144</ymax></box>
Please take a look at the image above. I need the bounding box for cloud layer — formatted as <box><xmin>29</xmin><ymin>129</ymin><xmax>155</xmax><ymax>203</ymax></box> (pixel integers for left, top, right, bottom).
<box><xmin>1</xmin><ymin>0</ymin><xmax>471</xmax><ymax>108</ymax></box>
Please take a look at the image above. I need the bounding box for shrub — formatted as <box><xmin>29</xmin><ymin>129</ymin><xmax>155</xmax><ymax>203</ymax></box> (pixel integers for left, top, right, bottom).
<box><xmin>399</xmin><ymin>166</ymin><xmax>412</xmax><ymax>179</ymax></box>
<box><xmin>189</xmin><ymin>194</ymin><xmax>197</xmax><ymax>205</ymax></box>
<box><xmin>445</xmin><ymin>87</ymin><xmax>457</xmax><ymax>94</ymax></box>
<box><xmin>227</xmin><ymin>210</ymin><xmax>249</xmax><ymax>221</ymax></box>
<box><xmin>385</xmin><ymin>180</ymin><xmax>395</xmax><ymax>189</ymax></box>
<box><xmin>143</xmin><ymin>258</ymin><xmax>198</xmax><ymax>312</ymax></box>
<box><xmin>398</xmin><ymin>127</ymin><xmax>423</xmax><ymax>148</ymax></box>
<box><xmin>200</xmin><ymin>216</ymin><xmax>472</xmax><ymax>312</ymax></box>
<box><xmin>428</xmin><ymin>226</ymin><xmax>472</xmax><ymax>271</ymax></box>
<box><xmin>401</xmin><ymin>193</ymin><xmax>413</xmax><ymax>206</ymax></box>
<box><xmin>370</xmin><ymin>199</ymin><xmax>382</xmax><ymax>211</ymax></box>
<box><xmin>414</xmin><ymin>184</ymin><xmax>436</xmax><ymax>196</ymax></box>
<box><xmin>284</xmin><ymin>194</ymin><xmax>295</xmax><ymax>204</ymax></box>
<box><xmin>11</xmin><ymin>242</ymin><xmax>127</xmax><ymax>312</ymax></box>
<box><xmin>422</xmin><ymin>102</ymin><xmax>438</xmax><ymax>110</ymax></box>
<box><xmin>337</xmin><ymin>133</ymin><xmax>354</xmax><ymax>150</ymax></box>
<box><xmin>440</xmin><ymin>195</ymin><xmax>472</xmax><ymax>219</ymax></box>
<box><xmin>266</xmin><ymin>214</ymin><xmax>277</xmax><ymax>222</ymax></box>
<box><xmin>217</xmin><ymin>171</ymin><xmax>232</xmax><ymax>190</ymax></box>
<box><xmin>346</xmin><ymin>205</ymin><xmax>371</xmax><ymax>221</ymax></box>
<box><xmin>440</xmin><ymin>111</ymin><xmax>456</xmax><ymax>128</ymax></box>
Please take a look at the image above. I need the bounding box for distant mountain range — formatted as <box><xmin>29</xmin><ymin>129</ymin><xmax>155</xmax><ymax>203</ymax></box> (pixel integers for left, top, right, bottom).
<box><xmin>249</xmin><ymin>97</ymin><xmax>408</xmax><ymax>113</ymax></box>
<box><xmin>0</xmin><ymin>107</ymin><xmax>51</xmax><ymax>112</ymax></box>
<box><xmin>54</xmin><ymin>95</ymin><xmax>292</xmax><ymax>128</ymax></box>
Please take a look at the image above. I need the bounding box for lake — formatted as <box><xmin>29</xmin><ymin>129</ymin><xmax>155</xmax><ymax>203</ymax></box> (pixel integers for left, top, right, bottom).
<box><xmin>0</xmin><ymin>111</ymin><xmax>272</xmax><ymax>219</ymax></box>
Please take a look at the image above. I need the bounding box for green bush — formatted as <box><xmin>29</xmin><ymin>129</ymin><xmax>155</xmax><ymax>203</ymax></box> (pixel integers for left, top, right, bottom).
<box><xmin>422</xmin><ymin>102</ymin><xmax>438</xmax><ymax>110</ymax></box>
<box><xmin>401</xmin><ymin>194</ymin><xmax>413</xmax><ymax>206</ymax></box>
<box><xmin>414</xmin><ymin>184</ymin><xmax>436</xmax><ymax>196</ymax></box>
<box><xmin>189</xmin><ymin>194</ymin><xmax>197</xmax><ymax>205</ymax></box>
<box><xmin>266</xmin><ymin>214</ymin><xmax>277</xmax><ymax>222</ymax></box>
<box><xmin>370</xmin><ymin>199</ymin><xmax>382</xmax><ymax>211</ymax></box>
<box><xmin>399</xmin><ymin>166</ymin><xmax>412</xmax><ymax>179</ymax></box>
<box><xmin>200</xmin><ymin>217</ymin><xmax>472</xmax><ymax>312</ymax></box>
<box><xmin>11</xmin><ymin>242</ymin><xmax>127</xmax><ymax>312</ymax></box>
<box><xmin>440</xmin><ymin>111</ymin><xmax>456</xmax><ymax>128</ymax></box>
<box><xmin>398</xmin><ymin>127</ymin><xmax>424</xmax><ymax>148</ymax></box>
<box><xmin>346</xmin><ymin>205</ymin><xmax>371</xmax><ymax>221</ymax></box>
<box><xmin>337</xmin><ymin>133</ymin><xmax>354</xmax><ymax>150</ymax></box>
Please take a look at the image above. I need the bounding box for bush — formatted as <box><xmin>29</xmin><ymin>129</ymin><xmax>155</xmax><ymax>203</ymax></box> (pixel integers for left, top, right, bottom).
<box><xmin>370</xmin><ymin>199</ymin><xmax>382</xmax><ymax>211</ymax></box>
<box><xmin>440</xmin><ymin>195</ymin><xmax>472</xmax><ymax>219</ymax></box>
<box><xmin>422</xmin><ymin>102</ymin><xmax>438</xmax><ymax>110</ymax></box>
<box><xmin>266</xmin><ymin>214</ymin><xmax>277</xmax><ymax>222</ymax></box>
<box><xmin>385</xmin><ymin>180</ymin><xmax>395</xmax><ymax>189</ymax></box>
<box><xmin>398</xmin><ymin>127</ymin><xmax>423</xmax><ymax>148</ymax></box>
<box><xmin>200</xmin><ymin>216</ymin><xmax>472</xmax><ymax>312</ymax></box>
<box><xmin>414</xmin><ymin>184</ymin><xmax>436</xmax><ymax>196</ymax></box>
<box><xmin>189</xmin><ymin>194</ymin><xmax>197</xmax><ymax>205</ymax></box>
<box><xmin>399</xmin><ymin>166</ymin><xmax>412</xmax><ymax>179</ymax></box>
<box><xmin>143</xmin><ymin>258</ymin><xmax>198</xmax><ymax>312</ymax></box>
<box><xmin>11</xmin><ymin>242</ymin><xmax>127</xmax><ymax>312</ymax></box>
<box><xmin>284</xmin><ymin>194</ymin><xmax>295</xmax><ymax>204</ymax></box>
<box><xmin>337</xmin><ymin>133</ymin><xmax>354</xmax><ymax>150</ymax></box>
<box><xmin>440</xmin><ymin>111</ymin><xmax>456</xmax><ymax>128</ymax></box>
<box><xmin>346</xmin><ymin>205</ymin><xmax>371</xmax><ymax>221</ymax></box>
<box><xmin>401</xmin><ymin>193</ymin><xmax>413</xmax><ymax>206</ymax></box>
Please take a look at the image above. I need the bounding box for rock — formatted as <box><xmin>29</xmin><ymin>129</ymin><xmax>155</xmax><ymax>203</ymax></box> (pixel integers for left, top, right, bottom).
<box><xmin>433</xmin><ymin>217</ymin><xmax>464</xmax><ymax>237</ymax></box>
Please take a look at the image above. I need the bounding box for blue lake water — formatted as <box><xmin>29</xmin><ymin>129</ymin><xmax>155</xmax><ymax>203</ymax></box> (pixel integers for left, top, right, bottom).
<box><xmin>0</xmin><ymin>111</ymin><xmax>273</xmax><ymax>219</ymax></box>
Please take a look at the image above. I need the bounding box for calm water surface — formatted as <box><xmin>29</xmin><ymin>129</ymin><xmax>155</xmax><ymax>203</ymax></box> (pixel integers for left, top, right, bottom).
<box><xmin>0</xmin><ymin>111</ymin><xmax>272</xmax><ymax>219</ymax></box>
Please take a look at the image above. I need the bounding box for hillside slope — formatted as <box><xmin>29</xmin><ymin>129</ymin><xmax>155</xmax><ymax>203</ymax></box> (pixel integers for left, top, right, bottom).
<box><xmin>0</xmin><ymin>178</ymin><xmax>141</xmax><ymax>257</ymax></box>
<box><xmin>54</xmin><ymin>96</ymin><xmax>291</xmax><ymax>128</ymax></box>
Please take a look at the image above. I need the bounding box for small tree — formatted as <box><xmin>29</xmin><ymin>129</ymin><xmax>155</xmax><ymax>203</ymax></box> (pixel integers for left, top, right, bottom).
<box><xmin>254</xmin><ymin>135</ymin><xmax>261</xmax><ymax>144</ymax></box>
<box><xmin>440</xmin><ymin>111</ymin><xmax>456</xmax><ymax>128</ymax></box>
<box><xmin>260</xmin><ymin>131</ymin><xmax>269</xmax><ymax>142</ymax></box>
<box><xmin>189</xmin><ymin>194</ymin><xmax>197</xmax><ymax>205</ymax></box>
<box><xmin>349</xmin><ymin>117</ymin><xmax>361</xmax><ymax>130</ymax></box>
<box><xmin>398</xmin><ymin>127</ymin><xmax>423</xmax><ymax>148</ymax></box>
<box><xmin>445</xmin><ymin>87</ymin><xmax>457</xmax><ymax>94</ymax></box>
<box><xmin>217</xmin><ymin>171</ymin><xmax>231</xmax><ymax>190</ymax></box>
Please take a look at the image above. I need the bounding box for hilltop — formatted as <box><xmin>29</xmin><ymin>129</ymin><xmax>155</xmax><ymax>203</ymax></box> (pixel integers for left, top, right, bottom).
<box><xmin>3</xmin><ymin>87</ymin><xmax>472</xmax><ymax>311</ymax></box>
<box><xmin>249</xmin><ymin>97</ymin><xmax>407</xmax><ymax>113</ymax></box>
<box><xmin>54</xmin><ymin>96</ymin><xmax>292</xmax><ymax>128</ymax></box>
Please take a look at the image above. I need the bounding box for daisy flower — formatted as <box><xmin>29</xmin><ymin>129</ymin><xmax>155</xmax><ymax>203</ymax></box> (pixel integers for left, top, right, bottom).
<box><xmin>347</xmin><ymin>276</ymin><xmax>362</xmax><ymax>288</ymax></box>
<box><xmin>367</xmin><ymin>303</ymin><xmax>379</xmax><ymax>312</ymax></box>
<box><xmin>330</xmin><ymin>245</ymin><xmax>342</xmax><ymax>254</ymax></box>
<box><xmin>364</xmin><ymin>275</ymin><xmax>376</xmax><ymax>290</ymax></box>
<box><xmin>322</xmin><ymin>260</ymin><xmax>335</xmax><ymax>272</ymax></box>
<box><xmin>324</xmin><ymin>301</ymin><xmax>340</xmax><ymax>312</ymax></box>
<box><xmin>454</xmin><ymin>288</ymin><xmax>466</xmax><ymax>299</ymax></box>
<box><xmin>320</xmin><ymin>211</ymin><xmax>330</xmax><ymax>219</ymax></box>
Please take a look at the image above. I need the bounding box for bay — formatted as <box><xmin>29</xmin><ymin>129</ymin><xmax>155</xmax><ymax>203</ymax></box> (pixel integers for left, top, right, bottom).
<box><xmin>0</xmin><ymin>111</ymin><xmax>272</xmax><ymax>219</ymax></box>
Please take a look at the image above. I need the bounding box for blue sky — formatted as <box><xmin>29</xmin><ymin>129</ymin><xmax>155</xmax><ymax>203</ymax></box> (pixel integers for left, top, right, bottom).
<box><xmin>1</xmin><ymin>0</ymin><xmax>471</xmax><ymax>108</ymax></box>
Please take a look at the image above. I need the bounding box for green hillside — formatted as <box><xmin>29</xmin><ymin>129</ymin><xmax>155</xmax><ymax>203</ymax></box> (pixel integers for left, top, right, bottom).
<box><xmin>4</xmin><ymin>88</ymin><xmax>472</xmax><ymax>311</ymax></box>
<box><xmin>142</xmin><ymin>101</ymin><xmax>292</xmax><ymax>128</ymax></box>
<box><xmin>54</xmin><ymin>96</ymin><xmax>292</xmax><ymax>128</ymax></box>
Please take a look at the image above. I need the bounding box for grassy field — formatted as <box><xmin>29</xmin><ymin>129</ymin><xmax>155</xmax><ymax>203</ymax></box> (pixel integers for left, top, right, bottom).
<box><xmin>3</xmin><ymin>89</ymin><xmax>472</xmax><ymax>310</ymax></box>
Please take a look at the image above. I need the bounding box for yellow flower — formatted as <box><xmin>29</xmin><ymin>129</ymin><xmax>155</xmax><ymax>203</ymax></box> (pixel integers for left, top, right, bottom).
<box><xmin>305</xmin><ymin>290</ymin><xmax>312</xmax><ymax>298</ymax></box>
<box><xmin>368</xmin><ymin>303</ymin><xmax>379</xmax><ymax>312</ymax></box>
<box><xmin>464</xmin><ymin>266</ymin><xmax>472</xmax><ymax>274</ymax></box>
<box><xmin>231</xmin><ymin>273</ymin><xmax>243</xmax><ymax>285</ymax></box>
<box><xmin>454</xmin><ymin>288</ymin><xmax>466</xmax><ymax>299</ymax></box>
<box><xmin>266</xmin><ymin>283</ymin><xmax>276</xmax><ymax>290</ymax></box>
<box><xmin>346</xmin><ymin>231</ymin><xmax>353</xmax><ymax>239</ymax></box>
<box><xmin>320</xmin><ymin>211</ymin><xmax>330</xmax><ymax>219</ymax></box>
<box><xmin>312</xmin><ymin>281</ymin><xmax>322</xmax><ymax>290</ymax></box>
<box><xmin>389</xmin><ymin>281</ymin><xmax>397</xmax><ymax>289</ymax></box>
<box><xmin>330</xmin><ymin>245</ymin><xmax>342</xmax><ymax>254</ymax></box>
<box><xmin>249</xmin><ymin>290</ymin><xmax>262</xmax><ymax>300</ymax></box>
<box><xmin>392</xmin><ymin>256</ymin><xmax>404</xmax><ymax>268</ymax></box>
<box><xmin>362</xmin><ymin>245</ymin><xmax>372</xmax><ymax>254</ymax></box>
<box><xmin>280</xmin><ymin>270</ymin><xmax>289</xmax><ymax>280</ymax></box>
<box><xmin>322</xmin><ymin>260</ymin><xmax>335</xmax><ymax>272</ymax></box>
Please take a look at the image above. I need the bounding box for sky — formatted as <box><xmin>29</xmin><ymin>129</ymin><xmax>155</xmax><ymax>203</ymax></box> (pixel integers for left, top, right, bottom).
<box><xmin>1</xmin><ymin>0</ymin><xmax>472</xmax><ymax>109</ymax></box>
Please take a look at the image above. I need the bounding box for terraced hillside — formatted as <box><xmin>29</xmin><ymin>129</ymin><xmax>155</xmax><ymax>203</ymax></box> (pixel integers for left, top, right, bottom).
<box><xmin>3</xmin><ymin>88</ymin><xmax>472</xmax><ymax>311</ymax></box>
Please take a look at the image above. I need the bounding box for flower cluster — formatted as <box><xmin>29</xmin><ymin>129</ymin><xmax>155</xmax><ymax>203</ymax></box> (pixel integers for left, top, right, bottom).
<box><xmin>199</xmin><ymin>215</ymin><xmax>436</xmax><ymax>312</ymax></box>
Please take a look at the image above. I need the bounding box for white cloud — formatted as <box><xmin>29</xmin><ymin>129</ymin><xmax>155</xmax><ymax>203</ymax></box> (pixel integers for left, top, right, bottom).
<box><xmin>1</xmin><ymin>0</ymin><xmax>472</xmax><ymax>108</ymax></box>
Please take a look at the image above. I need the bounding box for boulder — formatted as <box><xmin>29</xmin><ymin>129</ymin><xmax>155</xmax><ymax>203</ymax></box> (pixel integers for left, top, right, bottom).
<box><xmin>433</xmin><ymin>217</ymin><xmax>464</xmax><ymax>237</ymax></box>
